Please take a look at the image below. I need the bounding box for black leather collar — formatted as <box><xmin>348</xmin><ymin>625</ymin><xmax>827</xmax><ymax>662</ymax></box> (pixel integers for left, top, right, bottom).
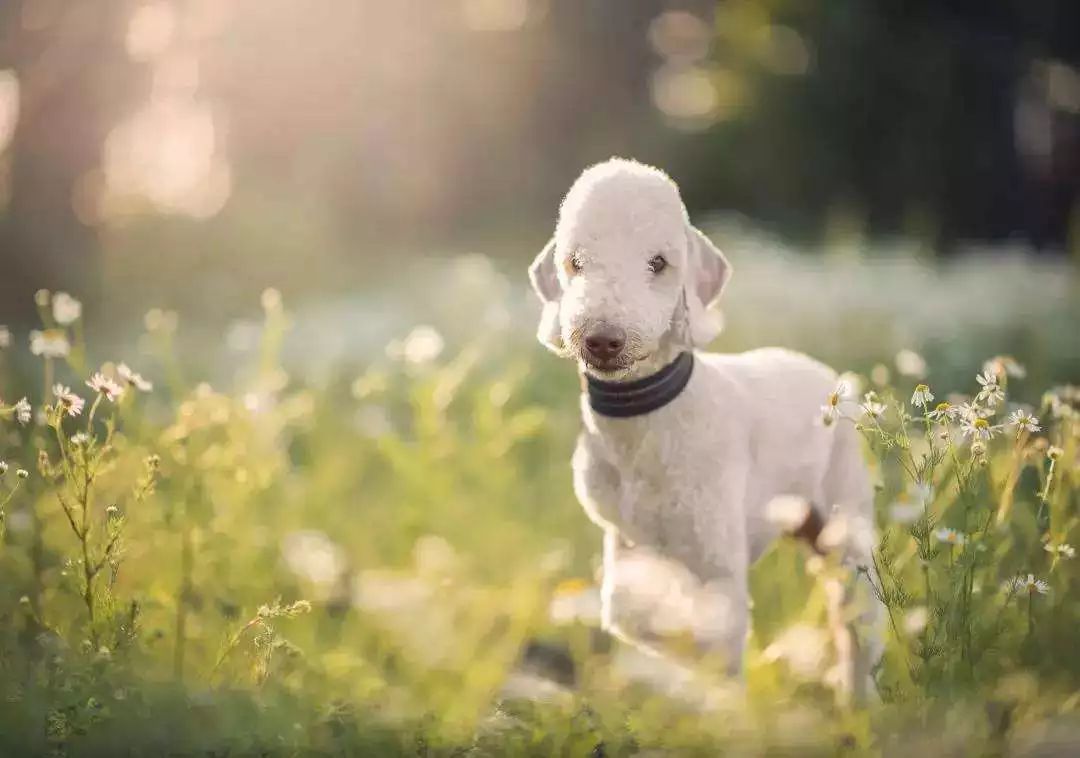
<box><xmin>586</xmin><ymin>351</ymin><xmax>694</xmax><ymax>418</ymax></box>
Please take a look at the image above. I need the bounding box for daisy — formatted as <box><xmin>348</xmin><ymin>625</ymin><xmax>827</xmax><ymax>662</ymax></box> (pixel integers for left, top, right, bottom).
<box><xmin>1006</xmin><ymin>409</ymin><xmax>1040</xmax><ymax>436</ymax></box>
<box><xmin>1006</xmin><ymin>574</ymin><xmax>1049</xmax><ymax>595</ymax></box>
<box><xmin>927</xmin><ymin>401</ymin><xmax>957</xmax><ymax>422</ymax></box>
<box><xmin>52</xmin><ymin>384</ymin><xmax>85</xmax><ymax>417</ymax></box>
<box><xmin>984</xmin><ymin>356</ymin><xmax>1026</xmax><ymax>380</ymax></box>
<box><xmin>29</xmin><ymin>329</ymin><xmax>71</xmax><ymax>359</ymax></box>
<box><xmin>910</xmin><ymin>384</ymin><xmax>934</xmax><ymax>408</ymax></box>
<box><xmin>961</xmin><ymin>416</ymin><xmax>999</xmax><ymax>442</ymax></box>
<box><xmin>13</xmin><ymin>397</ymin><xmax>31</xmax><ymax>426</ymax></box>
<box><xmin>52</xmin><ymin>293</ymin><xmax>82</xmax><ymax>325</ymax></box>
<box><xmin>0</xmin><ymin>325</ymin><xmax>10</xmax><ymax>349</ymax></box>
<box><xmin>860</xmin><ymin>391</ymin><xmax>886</xmax><ymax>420</ymax></box>
<box><xmin>976</xmin><ymin>369</ymin><xmax>1004</xmax><ymax>407</ymax></box>
<box><xmin>70</xmin><ymin>432</ymin><xmax>89</xmax><ymax>446</ymax></box>
<box><xmin>1044</xmin><ymin>543</ymin><xmax>1076</xmax><ymax>559</ymax></box>
<box><xmin>86</xmin><ymin>373</ymin><xmax>124</xmax><ymax>403</ymax></box>
<box><xmin>0</xmin><ymin>461</ymin><xmax>7</xmax><ymax>475</ymax></box>
<box><xmin>895</xmin><ymin>349</ymin><xmax>927</xmax><ymax>378</ymax></box>
<box><xmin>116</xmin><ymin>363</ymin><xmax>153</xmax><ymax>392</ymax></box>
<box><xmin>820</xmin><ymin>381</ymin><xmax>850</xmax><ymax>425</ymax></box>
<box><xmin>889</xmin><ymin>502</ymin><xmax>922</xmax><ymax>524</ymax></box>
<box><xmin>934</xmin><ymin>527</ymin><xmax>967</xmax><ymax>546</ymax></box>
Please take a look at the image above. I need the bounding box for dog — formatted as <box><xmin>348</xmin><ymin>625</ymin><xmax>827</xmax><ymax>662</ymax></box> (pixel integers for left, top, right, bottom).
<box><xmin>528</xmin><ymin>158</ymin><xmax>881</xmax><ymax>701</ymax></box>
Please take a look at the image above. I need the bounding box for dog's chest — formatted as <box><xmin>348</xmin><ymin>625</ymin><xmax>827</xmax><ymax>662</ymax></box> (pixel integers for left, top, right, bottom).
<box><xmin>599</xmin><ymin>427</ymin><xmax>703</xmax><ymax>556</ymax></box>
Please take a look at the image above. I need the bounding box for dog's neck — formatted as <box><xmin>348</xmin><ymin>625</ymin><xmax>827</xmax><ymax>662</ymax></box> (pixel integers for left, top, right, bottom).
<box><xmin>583</xmin><ymin>350</ymin><xmax>694</xmax><ymax>419</ymax></box>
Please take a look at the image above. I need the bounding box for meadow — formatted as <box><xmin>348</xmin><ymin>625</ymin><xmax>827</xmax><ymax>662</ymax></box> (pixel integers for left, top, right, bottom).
<box><xmin>1</xmin><ymin>242</ymin><xmax>1079</xmax><ymax>756</ymax></box>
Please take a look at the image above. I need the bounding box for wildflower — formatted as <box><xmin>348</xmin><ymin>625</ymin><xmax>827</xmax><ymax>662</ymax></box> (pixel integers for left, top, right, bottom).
<box><xmin>400</xmin><ymin>325</ymin><xmax>444</xmax><ymax>365</ymax></box>
<box><xmin>105</xmin><ymin>505</ymin><xmax>120</xmax><ymax>518</ymax></box>
<box><xmin>910</xmin><ymin>384</ymin><xmax>934</xmax><ymax>408</ymax></box>
<box><xmin>52</xmin><ymin>292</ymin><xmax>82</xmax><ymax>325</ymax></box>
<box><xmin>889</xmin><ymin>502</ymin><xmax>922</xmax><ymax>524</ymax></box>
<box><xmin>1047</xmin><ymin>446</ymin><xmax>1063</xmax><ymax>462</ymax></box>
<box><xmin>860</xmin><ymin>391</ymin><xmax>886</xmax><ymax>420</ymax></box>
<box><xmin>870</xmin><ymin>363</ymin><xmax>890</xmax><ymax>386</ymax></box>
<box><xmin>895</xmin><ymin>349</ymin><xmax>927</xmax><ymax>378</ymax></box>
<box><xmin>29</xmin><ymin>329</ymin><xmax>70</xmax><ymax>359</ymax></box>
<box><xmin>13</xmin><ymin>397</ymin><xmax>31</xmax><ymax>425</ymax></box>
<box><xmin>934</xmin><ymin>527</ymin><xmax>967</xmax><ymax>546</ymax></box>
<box><xmin>1006</xmin><ymin>574</ymin><xmax>1049</xmax><ymax>595</ymax></box>
<box><xmin>261</xmin><ymin>287</ymin><xmax>283</xmax><ymax>313</ymax></box>
<box><xmin>927</xmin><ymin>402</ymin><xmax>956</xmax><ymax>422</ymax></box>
<box><xmin>0</xmin><ymin>325</ymin><xmax>10</xmax><ymax>349</ymax></box>
<box><xmin>86</xmin><ymin>373</ymin><xmax>124</xmax><ymax>403</ymax></box>
<box><xmin>984</xmin><ymin>355</ymin><xmax>1026</xmax><ymax>380</ymax></box>
<box><xmin>961</xmin><ymin>416</ymin><xmax>999</xmax><ymax>442</ymax></box>
<box><xmin>70</xmin><ymin>432</ymin><xmax>89</xmax><ymax>447</ymax></box>
<box><xmin>1007</xmin><ymin>409</ymin><xmax>1041</xmax><ymax>436</ymax></box>
<box><xmin>16</xmin><ymin>469</ymin><xmax>28</xmax><ymax>479</ymax></box>
<box><xmin>116</xmin><ymin>363</ymin><xmax>152</xmax><ymax>392</ymax></box>
<box><xmin>52</xmin><ymin>385</ymin><xmax>85</xmax><ymax>417</ymax></box>
<box><xmin>0</xmin><ymin>461</ymin><xmax>7</xmax><ymax>475</ymax></box>
<box><xmin>976</xmin><ymin>369</ymin><xmax>1004</xmax><ymax>407</ymax></box>
<box><xmin>903</xmin><ymin>606</ymin><xmax>929</xmax><ymax>635</ymax></box>
<box><xmin>820</xmin><ymin>381</ymin><xmax>851</xmax><ymax>425</ymax></box>
<box><xmin>1044</xmin><ymin>543</ymin><xmax>1076</xmax><ymax>559</ymax></box>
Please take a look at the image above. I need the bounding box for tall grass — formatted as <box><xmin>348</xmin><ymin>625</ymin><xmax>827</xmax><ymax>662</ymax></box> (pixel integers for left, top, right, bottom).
<box><xmin>0</xmin><ymin>284</ymin><xmax>1077</xmax><ymax>756</ymax></box>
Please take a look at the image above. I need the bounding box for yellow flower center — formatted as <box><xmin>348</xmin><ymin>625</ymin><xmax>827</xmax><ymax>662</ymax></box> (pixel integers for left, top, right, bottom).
<box><xmin>974</xmin><ymin>418</ymin><xmax>988</xmax><ymax>430</ymax></box>
<box><xmin>934</xmin><ymin>402</ymin><xmax>950</xmax><ymax>413</ymax></box>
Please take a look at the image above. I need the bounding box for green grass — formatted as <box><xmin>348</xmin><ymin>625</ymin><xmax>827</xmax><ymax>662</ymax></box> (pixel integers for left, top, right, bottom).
<box><xmin>0</xmin><ymin>275</ymin><xmax>1078</xmax><ymax>756</ymax></box>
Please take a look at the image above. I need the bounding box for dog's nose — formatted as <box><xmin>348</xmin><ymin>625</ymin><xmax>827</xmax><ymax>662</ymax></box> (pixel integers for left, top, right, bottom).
<box><xmin>584</xmin><ymin>325</ymin><xmax>626</xmax><ymax>362</ymax></box>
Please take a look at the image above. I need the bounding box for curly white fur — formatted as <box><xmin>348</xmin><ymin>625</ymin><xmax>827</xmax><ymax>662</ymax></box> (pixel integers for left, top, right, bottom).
<box><xmin>529</xmin><ymin>158</ymin><xmax>881</xmax><ymax>700</ymax></box>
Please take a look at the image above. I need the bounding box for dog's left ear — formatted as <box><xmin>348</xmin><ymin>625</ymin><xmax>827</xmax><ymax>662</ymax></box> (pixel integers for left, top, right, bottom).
<box><xmin>680</xmin><ymin>225</ymin><xmax>733</xmax><ymax>347</ymax></box>
<box><xmin>528</xmin><ymin>237</ymin><xmax>565</xmax><ymax>353</ymax></box>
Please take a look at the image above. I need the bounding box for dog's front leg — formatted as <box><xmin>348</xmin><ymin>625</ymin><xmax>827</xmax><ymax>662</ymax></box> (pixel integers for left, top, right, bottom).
<box><xmin>676</xmin><ymin>470</ymin><xmax>752</xmax><ymax>677</ymax></box>
<box><xmin>572</xmin><ymin>433</ymin><xmax>651</xmax><ymax>546</ymax></box>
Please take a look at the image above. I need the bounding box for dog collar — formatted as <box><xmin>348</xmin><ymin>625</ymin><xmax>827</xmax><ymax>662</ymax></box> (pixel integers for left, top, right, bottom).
<box><xmin>586</xmin><ymin>351</ymin><xmax>694</xmax><ymax>418</ymax></box>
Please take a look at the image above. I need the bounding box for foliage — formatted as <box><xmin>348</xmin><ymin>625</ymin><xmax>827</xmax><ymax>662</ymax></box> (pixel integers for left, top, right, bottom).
<box><xmin>0</xmin><ymin>289</ymin><xmax>1078</xmax><ymax>756</ymax></box>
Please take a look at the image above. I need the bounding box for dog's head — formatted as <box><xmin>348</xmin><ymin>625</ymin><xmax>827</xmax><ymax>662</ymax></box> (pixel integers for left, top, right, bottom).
<box><xmin>529</xmin><ymin>158</ymin><xmax>732</xmax><ymax>378</ymax></box>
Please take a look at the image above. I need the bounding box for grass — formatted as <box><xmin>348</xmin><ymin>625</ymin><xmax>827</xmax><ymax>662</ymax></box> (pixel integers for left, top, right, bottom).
<box><xmin>0</xmin><ymin>268</ymin><xmax>1078</xmax><ymax>756</ymax></box>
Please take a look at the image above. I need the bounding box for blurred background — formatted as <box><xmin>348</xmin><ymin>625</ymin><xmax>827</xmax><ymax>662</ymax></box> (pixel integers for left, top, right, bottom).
<box><xmin>0</xmin><ymin>0</ymin><xmax>1078</xmax><ymax>386</ymax></box>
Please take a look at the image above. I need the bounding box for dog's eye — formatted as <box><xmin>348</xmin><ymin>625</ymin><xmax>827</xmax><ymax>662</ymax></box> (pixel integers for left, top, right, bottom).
<box><xmin>567</xmin><ymin>252</ymin><xmax>584</xmax><ymax>274</ymax></box>
<box><xmin>647</xmin><ymin>254</ymin><xmax>668</xmax><ymax>274</ymax></box>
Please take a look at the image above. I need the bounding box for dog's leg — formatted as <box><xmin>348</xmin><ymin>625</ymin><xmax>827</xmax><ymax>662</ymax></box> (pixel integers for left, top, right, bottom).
<box><xmin>819</xmin><ymin>424</ymin><xmax>883</xmax><ymax>703</ymax></box>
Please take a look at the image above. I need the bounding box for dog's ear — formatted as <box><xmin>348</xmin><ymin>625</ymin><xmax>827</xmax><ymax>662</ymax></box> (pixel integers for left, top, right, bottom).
<box><xmin>528</xmin><ymin>237</ymin><xmax>565</xmax><ymax>352</ymax></box>
<box><xmin>681</xmin><ymin>225</ymin><xmax>732</xmax><ymax>347</ymax></box>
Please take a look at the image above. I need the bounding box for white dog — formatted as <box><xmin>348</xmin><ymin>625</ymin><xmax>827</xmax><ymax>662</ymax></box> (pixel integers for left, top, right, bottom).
<box><xmin>529</xmin><ymin>158</ymin><xmax>881</xmax><ymax>700</ymax></box>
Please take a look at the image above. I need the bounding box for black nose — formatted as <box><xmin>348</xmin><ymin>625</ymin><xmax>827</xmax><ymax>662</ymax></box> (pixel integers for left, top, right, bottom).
<box><xmin>584</xmin><ymin>325</ymin><xmax>626</xmax><ymax>362</ymax></box>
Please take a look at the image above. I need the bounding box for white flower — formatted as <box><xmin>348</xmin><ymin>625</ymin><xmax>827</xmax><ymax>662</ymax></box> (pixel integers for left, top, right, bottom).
<box><xmin>116</xmin><ymin>363</ymin><xmax>153</xmax><ymax>392</ymax></box>
<box><xmin>927</xmin><ymin>402</ymin><xmax>957</xmax><ymax>422</ymax></box>
<box><xmin>910</xmin><ymin>384</ymin><xmax>934</xmax><ymax>408</ymax></box>
<box><xmin>934</xmin><ymin>527</ymin><xmax>967</xmax><ymax>546</ymax></box>
<box><xmin>889</xmin><ymin>502</ymin><xmax>923</xmax><ymax>524</ymax></box>
<box><xmin>0</xmin><ymin>325</ymin><xmax>10</xmax><ymax>349</ymax></box>
<box><xmin>86</xmin><ymin>373</ymin><xmax>124</xmax><ymax>402</ymax></box>
<box><xmin>549</xmin><ymin>579</ymin><xmax>602</xmax><ymax>625</ymax></box>
<box><xmin>13</xmin><ymin>397</ymin><xmax>31</xmax><ymax>426</ymax></box>
<box><xmin>903</xmin><ymin>606</ymin><xmax>929</xmax><ymax>635</ymax></box>
<box><xmin>895</xmin><ymin>349</ymin><xmax>927</xmax><ymax>378</ymax></box>
<box><xmin>1006</xmin><ymin>409</ymin><xmax>1040</xmax><ymax>435</ymax></box>
<box><xmin>281</xmin><ymin>530</ymin><xmax>346</xmax><ymax>589</ymax></box>
<box><xmin>52</xmin><ymin>292</ymin><xmax>82</xmax><ymax>325</ymax></box>
<box><xmin>1005</xmin><ymin>574</ymin><xmax>1049</xmax><ymax>595</ymax></box>
<box><xmin>766</xmin><ymin>495</ymin><xmax>812</xmax><ymax>530</ymax></box>
<box><xmin>70</xmin><ymin>432</ymin><xmax>89</xmax><ymax>446</ymax></box>
<box><xmin>975</xmin><ymin>369</ymin><xmax>1004</xmax><ymax>407</ymax></box>
<box><xmin>860</xmin><ymin>391</ymin><xmax>886</xmax><ymax>420</ymax></box>
<box><xmin>52</xmin><ymin>384</ymin><xmax>85</xmax><ymax>417</ymax></box>
<box><xmin>1044</xmin><ymin>543</ymin><xmax>1076</xmax><ymax>559</ymax></box>
<box><xmin>961</xmin><ymin>416</ymin><xmax>999</xmax><ymax>442</ymax></box>
<box><xmin>820</xmin><ymin>381</ymin><xmax>851</xmax><ymax>425</ymax></box>
<box><xmin>29</xmin><ymin>329</ymin><xmax>70</xmax><ymax>359</ymax></box>
<box><xmin>0</xmin><ymin>461</ymin><xmax>7</xmax><ymax>475</ymax></box>
<box><xmin>983</xmin><ymin>356</ymin><xmax>1026</xmax><ymax>380</ymax></box>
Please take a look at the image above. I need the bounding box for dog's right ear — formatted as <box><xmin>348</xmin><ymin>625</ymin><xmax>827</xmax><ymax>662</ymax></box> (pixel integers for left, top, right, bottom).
<box><xmin>528</xmin><ymin>237</ymin><xmax>565</xmax><ymax>352</ymax></box>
